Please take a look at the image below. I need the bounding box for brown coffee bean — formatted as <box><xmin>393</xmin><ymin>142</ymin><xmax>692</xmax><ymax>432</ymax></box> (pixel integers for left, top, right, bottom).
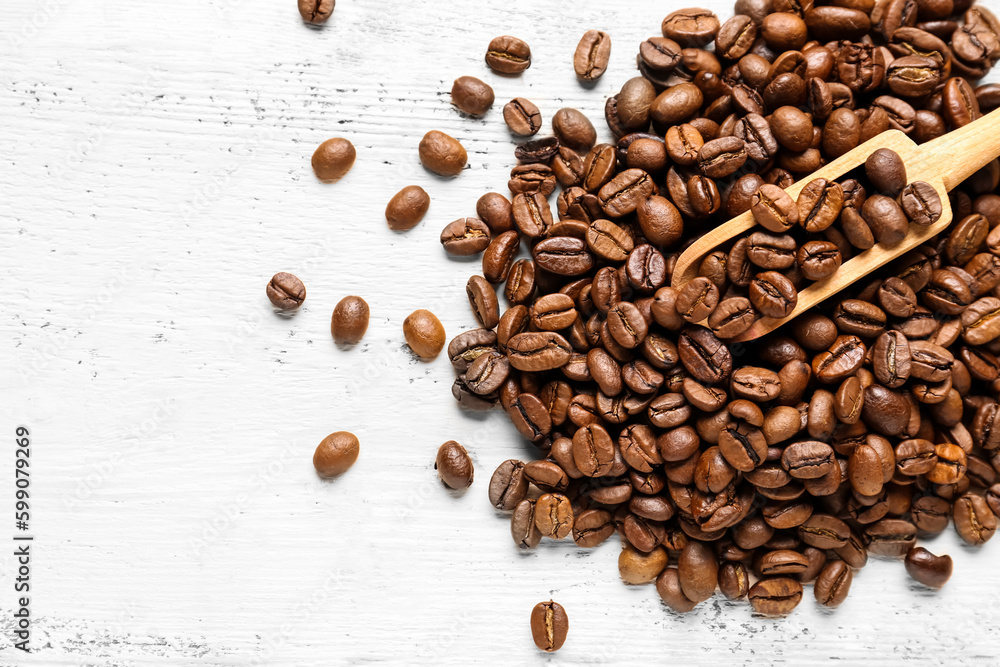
<box><xmin>266</xmin><ymin>272</ymin><xmax>306</xmax><ymax>311</ymax></box>
<box><xmin>512</xmin><ymin>499</ymin><xmax>542</xmax><ymax>549</ymax></box>
<box><xmin>748</xmin><ymin>577</ymin><xmax>803</xmax><ymax>615</ymax></box>
<box><xmin>834</xmin><ymin>300</ymin><xmax>887</xmax><ymax>338</ymax></box>
<box><xmin>504</xmin><ymin>98</ymin><xmax>542</xmax><ymax>136</ymax></box>
<box><xmin>383</xmin><ymin>185</ymin><xmax>431</xmax><ymax>231</ymax></box>
<box><xmin>533</xmin><ymin>237</ymin><xmax>594</xmax><ymax>276</ymax></box>
<box><xmin>403</xmin><ymin>309</ymin><xmax>446</xmax><ymax>359</ymax></box>
<box><xmin>451</xmin><ymin>76</ymin><xmax>495</xmax><ymax>116</ymax></box>
<box><xmin>904</xmin><ymin>547</ymin><xmax>952</xmax><ymax>588</ymax></box>
<box><xmin>900</xmin><ymin>181</ymin><xmax>943</xmax><ymax>226</ymax></box>
<box><xmin>435</xmin><ymin>441</ymin><xmax>474</xmax><ymax>489</ymax></box>
<box><xmin>331</xmin><ymin>295</ymin><xmax>369</xmax><ymax>345</ymax></box>
<box><xmin>440</xmin><ymin>218</ymin><xmax>491</xmax><ymax>256</ymax></box>
<box><xmin>298</xmin><ymin>0</ymin><xmax>334</xmax><ymax>24</ymax></box>
<box><xmin>530</xmin><ymin>600</ymin><xmax>568</xmax><ymax>652</ymax></box>
<box><xmin>489</xmin><ymin>460</ymin><xmax>528</xmax><ymax>510</ymax></box>
<box><xmin>872</xmin><ymin>331</ymin><xmax>912</xmax><ymax>388</ymax></box>
<box><xmin>750</xmin><ymin>271</ymin><xmax>798</xmax><ymax>319</ymax></box>
<box><xmin>782</xmin><ymin>441</ymin><xmax>836</xmax><ymax>480</ymax></box>
<box><xmin>797</xmin><ymin>241</ymin><xmax>842</xmax><ymax>281</ymax></box>
<box><xmin>313</xmin><ymin>431</ymin><xmax>359</xmax><ymax>477</ymax></box>
<box><xmin>865</xmin><ymin>518</ymin><xmax>917</xmax><ymax>558</ymax></box>
<box><xmin>419</xmin><ymin>130</ymin><xmax>467</xmax><ymax>176</ymax></box>
<box><xmin>752</xmin><ymin>184</ymin><xmax>799</xmax><ymax>232</ymax></box>
<box><xmin>953</xmin><ymin>493</ymin><xmax>997</xmax><ymax>545</ymax></box>
<box><xmin>553</xmin><ymin>108</ymin><xmax>597</xmax><ymax>152</ymax></box>
<box><xmin>573</xmin><ymin>423</ymin><xmax>616</xmax><ymax>477</ymax></box>
<box><xmin>599</xmin><ymin>169</ymin><xmax>657</xmax><ymax>218</ymax></box>
<box><xmin>814</xmin><ymin>560</ymin><xmax>853</xmax><ymax>608</ymax></box>
<box><xmin>679</xmin><ymin>325</ymin><xmax>732</xmax><ymax>384</ymax></box>
<box><xmin>486</xmin><ymin>35</ymin><xmax>531</xmax><ymax>74</ymax></box>
<box><xmin>797</xmin><ymin>179</ymin><xmax>844</xmax><ymax>233</ymax></box>
<box><xmin>574</xmin><ymin>30</ymin><xmax>612</xmax><ymax>81</ymax></box>
<box><xmin>586</xmin><ymin>219</ymin><xmax>634</xmax><ymax>262</ymax></box>
<box><xmin>311</xmin><ymin>137</ymin><xmax>355</xmax><ymax>181</ymax></box>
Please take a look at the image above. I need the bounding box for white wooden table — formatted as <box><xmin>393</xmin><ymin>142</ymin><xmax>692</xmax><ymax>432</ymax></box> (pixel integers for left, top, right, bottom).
<box><xmin>2</xmin><ymin>0</ymin><xmax>1000</xmax><ymax>664</ymax></box>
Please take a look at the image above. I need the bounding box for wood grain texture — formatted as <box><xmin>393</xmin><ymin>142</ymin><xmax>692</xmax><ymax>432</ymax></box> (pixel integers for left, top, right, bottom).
<box><xmin>2</xmin><ymin>0</ymin><xmax>1000</xmax><ymax>664</ymax></box>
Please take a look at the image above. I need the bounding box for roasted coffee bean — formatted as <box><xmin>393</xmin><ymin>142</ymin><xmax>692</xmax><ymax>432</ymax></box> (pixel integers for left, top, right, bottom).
<box><xmin>509</xmin><ymin>163</ymin><xmax>556</xmax><ymax>196</ymax></box>
<box><xmin>419</xmin><ymin>130</ymin><xmax>467</xmax><ymax>177</ymax></box>
<box><xmin>871</xmin><ymin>331</ymin><xmax>912</xmax><ymax>388</ymax></box>
<box><xmin>637</xmin><ymin>195</ymin><xmax>684</xmax><ymax>247</ymax></box>
<box><xmin>662</xmin><ymin>9</ymin><xmax>721</xmax><ymax>47</ymax></box>
<box><xmin>620</xmin><ymin>544</ymin><xmax>669</xmax><ymax>583</ymax></box>
<box><xmin>679</xmin><ymin>326</ymin><xmax>732</xmax><ymax>384</ymax></box>
<box><xmin>677</xmin><ymin>540</ymin><xmax>719</xmax><ymax>602</ymax></box>
<box><xmin>656</xmin><ymin>567</ymin><xmax>699</xmax><ymax>612</ymax></box>
<box><xmin>403</xmin><ymin>309</ymin><xmax>446</xmax><ymax>359</ymax></box>
<box><xmin>608</xmin><ymin>302</ymin><xmax>650</xmax><ymax>348</ymax></box>
<box><xmin>311</xmin><ymin>137</ymin><xmax>355</xmax><ymax>181</ymax></box>
<box><xmin>331</xmin><ymin>295</ymin><xmax>369</xmax><ymax>345</ymax></box>
<box><xmin>507</xmin><ymin>332</ymin><xmax>572</xmax><ymax>371</ymax></box>
<box><xmin>573</xmin><ymin>423</ymin><xmax>616</xmax><ymax>477</ymax></box>
<box><xmin>451</xmin><ymin>76</ymin><xmax>495</xmax><ymax>116</ymax></box>
<box><xmin>904</xmin><ymin>547</ymin><xmax>952</xmax><ymax>588</ymax></box>
<box><xmin>530</xmin><ymin>600</ymin><xmax>568</xmax><ymax>652</ymax></box>
<box><xmin>486</xmin><ymin>35</ymin><xmax>531</xmax><ymax>74</ymax></box>
<box><xmin>504</xmin><ymin>98</ymin><xmax>542</xmax><ymax>136</ymax></box>
<box><xmin>866</xmin><ymin>148</ymin><xmax>907</xmax><ymax>196</ymax></box>
<box><xmin>797</xmin><ymin>241</ymin><xmax>842</xmax><ymax>281</ymax></box>
<box><xmin>512</xmin><ymin>499</ymin><xmax>542</xmax><ymax>549</ymax></box>
<box><xmin>441</xmin><ymin>218</ymin><xmax>491</xmax><ymax>256</ymax></box>
<box><xmin>698</xmin><ymin>136</ymin><xmax>747</xmax><ymax>178</ymax></box>
<box><xmin>716</xmin><ymin>14</ymin><xmax>757</xmax><ymax>59</ymax></box>
<box><xmin>448</xmin><ymin>329</ymin><xmax>497</xmax><ymax>372</ymax></box>
<box><xmin>900</xmin><ymin>181</ymin><xmax>943</xmax><ymax>226</ymax></box>
<box><xmin>797</xmin><ymin>179</ymin><xmax>844</xmax><ymax>233</ymax></box>
<box><xmin>751</xmin><ymin>184</ymin><xmax>799</xmax><ymax>233</ymax></box>
<box><xmin>708</xmin><ymin>297</ymin><xmax>755</xmax><ymax>339</ymax></box>
<box><xmin>465</xmin><ymin>350</ymin><xmax>510</xmax><ymax>396</ymax></box>
<box><xmin>587</xmin><ymin>219</ymin><xmax>634</xmax><ymax>262</ymax></box>
<box><xmin>814</xmin><ymin>560</ymin><xmax>852</xmax><ymax>608</ymax></box>
<box><xmin>748</xmin><ymin>231</ymin><xmax>797</xmax><ymax>270</ymax></box>
<box><xmin>599</xmin><ymin>168</ymin><xmax>657</xmax><ymax>217</ymax></box>
<box><xmin>782</xmin><ymin>441</ymin><xmax>836</xmax><ymax>480</ymax></box>
<box><xmin>748</xmin><ymin>577</ymin><xmax>803</xmax><ymax>616</ymax></box>
<box><xmin>435</xmin><ymin>441</ymin><xmax>474</xmax><ymax>489</ymax></box>
<box><xmin>313</xmin><ymin>431</ymin><xmax>359</xmax><ymax>477</ymax></box>
<box><xmin>553</xmin><ymin>108</ymin><xmax>597</xmax><ymax>152</ymax></box>
<box><xmin>533</xmin><ymin>237</ymin><xmax>594</xmax><ymax>276</ymax></box>
<box><xmin>834</xmin><ymin>300</ymin><xmax>887</xmax><ymax>338</ymax></box>
<box><xmin>466</xmin><ymin>275</ymin><xmax>499</xmax><ymax>329</ymax></box>
<box><xmin>508</xmin><ymin>392</ymin><xmax>553</xmax><ymax>442</ymax></box>
<box><xmin>385</xmin><ymin>185</ymin><xmax>430</xmax><ymax>231</ymax></box>
<box><xmin>865</xmin><ymin>518</ymin><xmax>917</xmax><ymax>558</ymax></box>
<box><xmin>953</xmin><ymin>493</ymin><xmax>997</xmax><ymax>545</ymax></box>
<box><xmin>676</xmin><ymin>277</ymin><xmax>719</xmax><ymax>322</ymax></box>
<box><xmin>514</xmin><ymin>136</ymin><xmax>560</xmax><ymax>164</ymax></box>
<box><xmin>750</xmin><ymin>271</ymin><xmax>798</xmax><ymax>319</ymax></box>
<box><xmin>266</xmin><ymin>272</ymin><xmax>306</xmax><ymax>310</ymax></box>
<box><xmin>574</xmin><ymin>30</ymin><xmax>612</xmax><ymax>81</ymax></box>
<box><xmin>298</xmin><ymin>0</ymin><xmax>334</xmax><ymax>23</ymax></box>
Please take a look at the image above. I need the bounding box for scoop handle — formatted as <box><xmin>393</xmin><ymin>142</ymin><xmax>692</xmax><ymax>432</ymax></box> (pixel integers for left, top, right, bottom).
<box><xmin>910</xmin><ymin>107</ymin><xmax>1000</xmax><ymax>192</ymax></box>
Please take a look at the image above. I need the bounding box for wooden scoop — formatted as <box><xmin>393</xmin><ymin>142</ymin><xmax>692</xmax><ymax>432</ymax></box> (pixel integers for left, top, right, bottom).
<box><xmin>670</xmin><ymin>107</ymin><xmax>1000</xmax><ymax>343</ymax></box>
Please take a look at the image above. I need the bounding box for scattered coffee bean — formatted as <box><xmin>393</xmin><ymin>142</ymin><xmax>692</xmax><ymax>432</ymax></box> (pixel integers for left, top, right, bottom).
<box><xmin>530</xmin><ymin>600</ymin><xmax>568</xmax><ymax>652</ymax></box>
<box><xmin>266</xmin><ymin>272</ymin><xmax>306</xmax><ymax>311</ymax></box>
<box><xmin>419</xmin><ymin>130</ymin><xmax>467</xmax><ymax>176</ymax></box>
<box><xmin>298</xmin><ymin>0</ymin><xmax>334</xmax><ymax>24</ymax></box>
<box><xmin>451</xmin><ymin>76</ymin><xmax>495</xmax><ymax>116</ymax></box>
<box><xmin>403</xmin><ymin>309</ymin><xmax>446</xmax><ymax>359</ymax></box>
<box><xmin>331</xmin><ymin>295</ymin><xmax>369</xmax><ymax>345</ymax></box>
<box><xmin>313</xmin><ymin>431</ymin><xmax>359</xmax><ymax>477</ymax></box>
<box><xmin>486</xmin><ymin>35</ymin><xmax>531</xmax><ymax>74</ymax></box>
<box><xmin>435</xmin><ymin>440</ymin><xmax>474</xmax><ymax>489</ymax></box>
<box><xmin>311</xmin><ymin>137</ymin><xmax>355</xmax><ymax>181</ymax></box>
<box><xmin>385</xmin><ymin>185</ymin><xmax>430</xmax><ymax>231</ymax></box>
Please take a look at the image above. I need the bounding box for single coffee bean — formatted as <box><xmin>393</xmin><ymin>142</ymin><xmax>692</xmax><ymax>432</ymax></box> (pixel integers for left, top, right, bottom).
<box><xmin>573</xmin><ymin>509</ymin><xmax>615</xmax><ymax>547</ymax></box>
<box><xmin>797</xmin><ymin>241</ymin><xmax>842</xmax><ymax>281</ymax></box>
<box><xmin>748</xmin><ymin>231</ymin><xmax>797</xmax><ymax>270</ymax></box>
<box><xmin>782</xmin><ymin>441</ymin><xmax>836</xmax><ymax>480</ymax></box>
<box><xmin>476</xmin><ymin>192</ymin><xmax>514</xmax><ymax>234</ymax></box>
<box><xmin>530</xmin><ymin>600</ymin><xmax>568</xmax><ymax>652</ymax></box>
<box><xmin>731</xmin><ymin>366</ymin><xmax>781</xmax><ymax>402</ymax></box>
<box><xmin>313</xmin><ymin>431</ymin><xmax>359</xmax><ymax>477</ymax></box>
<box><xmin>678</xmin><ymin>325</ymin><xmax>732</xmax><ymax>384</ymax></box>
<box><xmin>676</xmin><ymin>277</ymin><xmax>719</xmax><ymax>322</ymax></box>
<box><xmin>503</xmin><ymin>98</ymin><xmax>542</xmax><ymax>136</ymax></box>
<box><xmin>489</xmin><ymin>459</ymin><xmax>528</xmax><ymax>510</ymax></box>
<box><xmin>797</xmin><ymin>178</ymin><xmax>844</xmax><ymax>232</ymax></box>
<box><xmin>620</xmin><ymin>544</ymin><xmax>669</xmax><ymax>583</ymax></box>
<box><xmin>507</xmin><ymin>332</ymin><xmax>572</xmax><ymax>371</ymax></box>
<box><xmin>678</xmin><ymin>541</ymin><xmax>719</xmax><ymax>602</ymax></box>
<box><xmin>953</xmin><ymin>493</ymin><xmax>997</xmax><ymax>545</ymax></box>
<box><xmin>657</xmin><ymin>567</ymin><xmax>699</xmax><ymax>612</ymax></box>
<box><xmin>752</xmin><ymin>184</ymin><xmax>799</xmax><ymax>232</ymax></box>
<box><xmin>573</xmin><ymin>423</ymin><xmax>616</xmax><ymax>477</ymax></box>
<box><xmin>553</xmin><ymin>108</ymin><xmax>597</xmax><ymax>152</ymax></box>
<box><xmin>750</xmin><ymin>271</ymin><xmax>798</xmax><ymax>319</ymax></box>
<box><xmin>266</xmin><ymin>272</ymin><xmax>306</xmax><ymax>310</ymax></box>
<box><xmin>514</xmin><ymin>136</ymin><xmax>560</xmax><ymax>164</ymax></box>
<box><xmin>435</xmin><ymin>440</ymin><xmax>474</xmax><ymax>489</ymax></box>
<box><xmin>798</xmin><ymin>514</ymin><xmax>850</xmax><ymax>549</ymax></box>
<box><xmin>904</xmin><ymin>547</ymin><xmax>952</xmax><ymax>588</ymax></box>
<box><xmin>698</xmin><ymin>136</ymin><xmax>748</xmax><ymax>178</ymax></box>
<box><xmin>872</xmin><ymin>331</ymin><xmax>912</xmax><ymax>387</ymax></box>
<box><xmin>814</xmin><ymin>560</ymin><xmax>852</xmax><ymax>608</ymax></box>
<box><xmin>440</xmin><ymin>218</ymin><xmax>490</xmax><ymax>256</ymax></box>
<box><xmin>637</xmin><ymin>195</ymin><xmax>684</xmax><ymax>247</ymax></box>
<box><xmin>599</xmin><ymin>168</ymin><xmax>657</xmax><ymax>218</ymax></box>
<box><xmin>574</xmin><ymin>29</ymin><xmax>612</xmax><ymax>81</ymax></box>
<box><xmin>535</xmin><ymin>493</ymin><xmax>574</xmax><ymax>539</ymax></box>
<box><xmin>448</xmin><ymin>329</ymin><xmax>497</xmax><ymax>371</ymax></box>
<box><xmin>865</xmin><ymin>518</ymin><xmax>917</xmax><ymax>558</ymax></box>
<box><xmin>483</xmin><ymin>231</ymin><xmax>520</xmax><ymax>285</ymax></box>
<box><xmin>466</xmin><ymin>275</ymin><xmax>499</xmax><ymax>329</ymax></box>
<box><xmin>419</xmin><ymin>130</ymin><xmax>467</xmax><ymax>176</ymax></box>
<box><xmin>718</xmin><ymin>562</ymin><xmax>750</xmax><ymax>600</ymax></box>
<box><xmin>465</xmin><ymin>350</ymin><xmax>510</xmax><ymax>396</ymax></box>
<box><xmin>331</xmin><ymin>295</ymin><xmax>369</xmax><ymax>345</ymax></box>
<box><xmin>298</xmin><ymin>0</ymin><xmax>334</xmax><ymax>24</ymax></box>
<box><xmin>511</xmin><ymin>499</ymin><xmax>542</xmax><ymax>549</ymax></box>
<box><xmin>385</xmin><ymin>185</ymin><xmax>430</xmax><ymax>231</ymax></box>
<box><xmin>403</xmin><ymin>309</ymin><xmax>446</xmax><ymax>359</ymax></box>
<box><xmin>486</xmin><ymin>35</ymin><xmax>531</xmax><ymax>74</ymax></box>
<box><xmin>709</xmin><ymin>297</ymin><xmax>755</xmax><ymax>339</ymax></box>
<box><xmin>866</xmin><ymin>148</ymin><xmax>907</xmax><ymax>196</ymax></box>
<box><xmin>451</xmin><ymin>76</ymin><xmax>495</xmax><ymax>116</ymax></box>
<box><xmin>508</xmin><ymin>163</ymin><xmax>556</xmax><ymax>196</ymax></box>
<box><xmin>531</xmin><ymin>294</ymin><xmax>577</xmax><ymax>332</ymax></box>
<box><xmin>587</xmin><ymin>219</ymin><xmax>634</xmax><ymax>262</ymax></box>
<box><xmin>748</xmin><ymin>577</ymin><xmax>803</xmax><ymax>616</ymax></box>
<box><xmin>512</xmin><ymin>192</ymin><xmax>553</xmax><ymax>240</ymax></box>
<box><xmin>311</xmin><ymin>137</ymin><xmax>355</xmax><ymax>181</ymax></box>
<box><xmin>662</xmin><ymin>8</ymin><xmax>721</xmax><ymax>47</ymax></box>
<box><xmin>900</xmin><ymin>181</ymin><xmax>943</xmax><ymax>225</ymax></box>
<box><xmin>863</xmin><ymin>194</ymin><xmax>909</xmax><ymax>246</ymax></box>
<box><xmin>834</xmin><ymin>300</ymin><xmax>887</xmax><ymax>338</ymax></box>
<box><xmin>533</xmin><ymin>237</ymin><xmax>594</xmax><ymax>276</ymax></box>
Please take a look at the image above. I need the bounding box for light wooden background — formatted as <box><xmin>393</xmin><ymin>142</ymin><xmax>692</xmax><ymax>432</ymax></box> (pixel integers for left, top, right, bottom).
<box><xmin>2</xmin><ymin>0</ymin><xmax>1000</xmax><ymax>664</ymax></box>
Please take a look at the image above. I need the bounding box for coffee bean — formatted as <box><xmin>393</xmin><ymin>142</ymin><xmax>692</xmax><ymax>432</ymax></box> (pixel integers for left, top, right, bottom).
<box><xmin>662</xmin><ymin>8</ymin><xmax>721</xmax><ymax>47</ymax></box>
<box><xmin>574</xmin><ymin>30</ymin><xmax>612</xmax><ymax>81</ymax></box>
<box><xmin>435</xmin><ymin>441</ymin><xmax>474</xmax><ymax>489</ymax></box>
<box><xmin>311</xmin><ymin>137</ymin><xmax>355</xmax><ymax>181</ymax></box>
<box><xmin>798</xmin><ymin>514</ymin><xmax>850</xmax><ymax>549</ymax></box>
<box><xmin>466</xmin><ymin>276</ymin><xmax>499</xmax><ymax>329</ymax></box>
<box><xmin>866</xmin><ymin>148</ymin><xmax>907</xmax><ymax>196</ymax></box>
<box><xmin>535</xmin><ymin>493</ymin><xmax>574</xmax><ymax>539</ymax></box>
<box><xmin>865</xmin><ymin>519</ymin><xmax>917</xmax><ymax>558</ymax></box>
<box><xmin>509</xmin><ymin>163</ymin><xmax>556</xmax><ymax>196</ymax></box>
<box><xmin>599</xmin><ymin>169</ymin><xmax>657</xmax><ymax>218</ymax></box>
<box><xmin>782</xmin><ymin>441</ymin><xmax>836</xmax><ymax>479</ymax></box>
<box><xmin>440</xmin><ymin>218</ymin><xmax>490</xmax><ymax>256</ymax></box>
<box><xmin>573</xmin><ymin>423</ymin><xmax>616</xmax><ymax>477</ymax></box>
<box><xmin>748</xmin><ymin>577</ymin><xmax>803</xmax><ymax>615</ymax></box>
<box><xmin>448</xmin><ymin>329</ymin><xmax>497</xmax><ymax>371</ymax></box>
<box><xmin>507</xmin><ymin>332</ymin><xmax>572</xmax><ymax>371</ymax></box>
<box><xmin>489</xmin><ymin>459</ymin><xmax>528</xmax><ymax>510</ymax></box>
<box><xmin>313</xmin><ymin>431</ymin><xmax>359</xmax><ymax>477</ymax></box>
<box><xmin>748</xmin><ymin>231</ymin><xmax>797</xmax><ymax>270</ymax></box>
<box><xmin>385</xmin><ymin>185</ymin><xmax>430</xmax><ymax>231</ymax></box>
<box><xmin>586</xmin><ymin>218</ymin><xmax>634</xmax><ymax>262</ymax></box>
<box><xmin>678</xmin><ymin>541</ymin><xmax>719</xmax><ymax>602</ymax></box>
<box><xmin>657</xmin><ymin>567</ymin><xmax>699</xmax><ymax>612</ymax></box>
<box><xmin>573</xmin><ymin>509</ymin><xmax>615</xmax><ymax>547</ymax></box>
<box><xmin>553</xmin><ymin>108</ymin><xmax>597</xmax><ymax>152</ymax></box>
<box><xmin>834</xmin><ymin>299</ymin><xmax>887</xmax><ymax>338</ymax></box>
<box><xmin>419</xmin><ymin>130</ymin><xmax>467</xmax><ymax>176</ymax></box>
<box><xmin>512</xmin><ymin>192</ymin><xmax>553</xmax><ymax>240</ymax></box>
<box><xmin>863</xmin><ymin>194</ymin><xmax>909</xmax><ymax>246</ymax></box>
<box><xmin>708</xmin><ymin>297</ymin><xmax>756</xmax><ymax>339</ymax></box>
<box><xmin>954</xmin><ymin>493</ymin><xmax>997</xmax><ymax>545</ymax></box>
<box><xmin>504</xmin><ymin>98</ymin><xmax>542</xmax><ymax>136</ymax></box>
<box><xmin>797</xmin><ymin>178</ymin><xmax>844</xmax><ymax>232</ymax></box>
<box><xmin>679</xmin><ymin>325</ymin><xmax>732</xmax><ymax>384</ymax></box>
<box><xmin>298</xmin><ymin>0</ymin><xmax>334</xmax><ymax>24</ymax></box>
<box><xmin>676</xmin><ymin>277</ymin><xmax>719</xmax><ymax>322</ymax></box>
<box><xmin>533</xmin><ymin>237</ymin><xmax>594</xmax><ymax>276</ymax></box>
<box><xmin>530</xmin><ymin>600</ymin><xmax>568</xmax><ymax>652</ymax></box>
<box><xmin>266</xmin><ymin>272</ymin><xmax>306</xmax><ymax>310</ymax></box>
<box><xmin>797</xmin><ymin>241</ymin><xmax>842</xmax><ymax>281</ymax></box>
<box><xmin>403</xmin><ymin>309</ymin><xmax>446</xmax><ymax>359</ymax></box>
<box><xmin>904</xmin><ymin>547</ymin><xmax>953</xmax><ymax>588</ymax></box>
<box><xmin>511</xmin><ymin>499</ymin><xmax>542</xmax><ymax>549</ymax></box>
<box><xmin>814</xmin><ymin>560</ymin><xmax>852</xmax><ymax>607</ymax></box>
<box><xmin>750</xmin><ymin>271</ymin><xmax>798</xmax><ymax>319</ymax></box>
<box><xmin>331</xmin><ymin>295</ymin><xmax>369</xmax><ymax>345</ymax></box>
<box><xmin>486</xmin><ymin>35</ymin><xmax>531</xmax><ymax>74</ymax></box>
<box><xmin>752</xmin><ymin>184</ymin><xmax>799</xmax><ymax>232</ymax></box>
<box><xmin>698</xmin><ymin>136</ymin><xmax>748</xmax><ymax>178</ymax></box>
<box><xmin>451</xmin><ymin>76</ymin><xmax>495</xmax><ymax>116</ymax></box>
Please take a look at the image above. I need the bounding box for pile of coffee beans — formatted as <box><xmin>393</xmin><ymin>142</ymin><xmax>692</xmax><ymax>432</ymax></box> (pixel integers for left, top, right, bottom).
<box><xmin>437</xmin><ymin>2</ymin><xmax>1000</xmax><ymax>626</ymax></box>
